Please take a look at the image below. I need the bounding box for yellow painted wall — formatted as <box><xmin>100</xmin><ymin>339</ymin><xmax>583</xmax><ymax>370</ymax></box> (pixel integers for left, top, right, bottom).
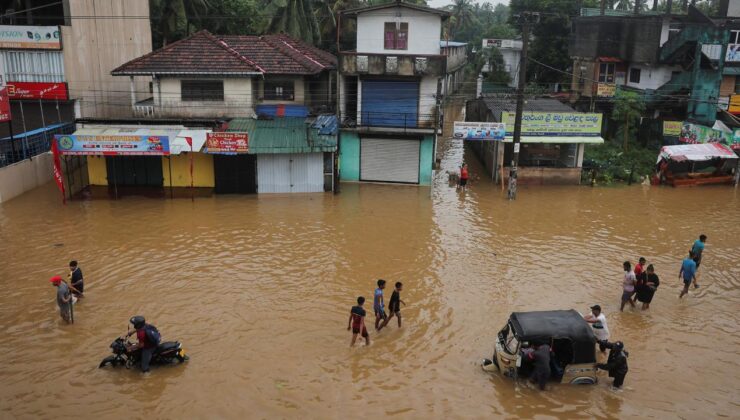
<box><xmin>87</xmin><ymin>156</ymin><xmax>108</xmax><ymax>186</ymax></box>
<box><xmin>163</xmin><ymin>153</ymin><xmax>215</xmax><ymax>187</ymax></box>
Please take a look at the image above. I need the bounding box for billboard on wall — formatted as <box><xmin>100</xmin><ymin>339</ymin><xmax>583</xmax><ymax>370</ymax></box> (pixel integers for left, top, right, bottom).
<box><xmin>0</xmin><ymin>25</ymin><xmax>61</xmax><ymax>49</ymax></box>
<box><xmin>453</xmin><ymin>122</ymin><xmax>506</xmax><ymax>141</ymax></box>
<box><xmin>678</xmin><ymin>123</ymin><xmax>738</xmax><ymax>150</ymax></box>
<box><xmin>597</xmin><ymin>83</ymin><xmax>616</xmax><ymax>98</ymax></box>
<box><xmin>726</xmin><ymin>44</ymin><xmax>740</xmax><ymax>62</ymax></box>
<box><xmin>7</xmin><ymin>82</ymin><xmax>68</xmax><ymax>100</ymax></box>
<box><xmin>501</xmin><ymin>112</ymin><xmax>602</xmax><ymax>136</ymax></box>
<box><xmin>204</xmin><ymin>132</ymin><xmax>249</xmax><ymax>154</ymax></box>
<box><xmin>54</xmin><ymin>134</ymin><xmax>170</xmax><ymax>155</ymax></box>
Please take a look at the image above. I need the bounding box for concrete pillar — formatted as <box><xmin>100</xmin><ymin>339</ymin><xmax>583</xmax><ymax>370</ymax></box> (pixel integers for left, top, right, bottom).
<box><xmin>129</xmin><ymin>76</ymin><xmax>136</xmax><ymax>108</ymax></box>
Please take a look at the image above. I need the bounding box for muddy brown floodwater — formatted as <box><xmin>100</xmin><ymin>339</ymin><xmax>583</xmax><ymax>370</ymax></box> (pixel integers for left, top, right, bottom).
<box><xmin>0</xmin><ymin>136</ymin><xmax>739</xmax><ymax>419</ymax></box>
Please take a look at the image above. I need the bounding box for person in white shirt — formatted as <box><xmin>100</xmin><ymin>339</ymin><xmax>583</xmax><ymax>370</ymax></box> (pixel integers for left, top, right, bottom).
<box><xmin>584</xmin><ymin>304</ymin><xmax>610</xmax><ymax>352</ymax></box>
<box><xmin>620</xmin><ymin>261</ymin><xmax>637</xmax><ymax>312</ymax></box>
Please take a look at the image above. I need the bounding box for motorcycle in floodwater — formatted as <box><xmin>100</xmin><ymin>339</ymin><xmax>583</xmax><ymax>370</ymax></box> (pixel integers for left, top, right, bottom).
<box><xmin>98</xmin><ymin>335</ymin><xmax>188</xmax><ymax>369</ymax></box>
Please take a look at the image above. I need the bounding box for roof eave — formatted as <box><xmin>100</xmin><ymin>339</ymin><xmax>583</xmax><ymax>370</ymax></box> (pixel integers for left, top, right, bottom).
<box><xmin>341</xmin><ymin>1</ymin><xmax>450</xmax><ymax>19</ymax></box>
<box><xmin>111</xmin><ymin>71</ymin><xmax>264</xmax><ymax>76</ymax></box>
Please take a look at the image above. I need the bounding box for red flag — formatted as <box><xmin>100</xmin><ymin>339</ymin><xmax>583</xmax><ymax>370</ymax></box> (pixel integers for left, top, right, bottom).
<box><xmin>185</xmin><ymin>137</ymin><xmax>194</xmax><ymax>197</ymax></box>
<box><xmin>51</xmin><ymin>138</ymin><xmax>66</xmax><ymax>204</ymax></box>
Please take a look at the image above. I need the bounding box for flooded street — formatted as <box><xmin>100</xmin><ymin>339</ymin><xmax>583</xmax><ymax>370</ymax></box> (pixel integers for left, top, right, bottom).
<box><xmin>1</xmin><ymin>136</ymin><xmax>739</xmax><ymax>419</ymax></box>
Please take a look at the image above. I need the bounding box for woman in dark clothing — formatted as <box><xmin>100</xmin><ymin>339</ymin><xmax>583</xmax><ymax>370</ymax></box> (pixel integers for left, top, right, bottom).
<box><xmin>636</xmin><ymin>264</ymin><xmax>660</xmax><ymax>310</ymax></box>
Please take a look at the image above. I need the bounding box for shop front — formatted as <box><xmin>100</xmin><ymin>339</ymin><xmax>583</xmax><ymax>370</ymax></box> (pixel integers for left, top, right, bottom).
<box><xmin>56</xmin><ymin>126</ymin><xmax>214</xmax><ymax>198</ymax></box>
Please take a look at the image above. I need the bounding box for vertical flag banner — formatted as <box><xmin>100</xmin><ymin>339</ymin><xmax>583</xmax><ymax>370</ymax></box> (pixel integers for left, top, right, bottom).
<box><xmin>51</xmin><ymin>138</ymin><xmax>66</xmax><ymax>204</ymax></box>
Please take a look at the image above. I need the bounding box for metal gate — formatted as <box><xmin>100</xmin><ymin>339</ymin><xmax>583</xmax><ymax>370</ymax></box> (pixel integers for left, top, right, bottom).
<box><xmin>360</xmin><ymin>138</ymin><xmax>420</xmax><ymax>184</ymax></box>
<box><xmin>361</xmin><ymin>80</ymin><xmax>419</xmax><ymax>128</ymax></box>
<box><xmin>257</xmin><ymin>153</ymin><xmax>324</xmax><ymax>193</ymax></box>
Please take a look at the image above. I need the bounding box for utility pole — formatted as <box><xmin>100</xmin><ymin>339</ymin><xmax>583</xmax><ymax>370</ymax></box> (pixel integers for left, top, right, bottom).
<box><xmin>508</xmin><ymin>11</ymin><xmax>538</xmax><ymax>200</ymax></box>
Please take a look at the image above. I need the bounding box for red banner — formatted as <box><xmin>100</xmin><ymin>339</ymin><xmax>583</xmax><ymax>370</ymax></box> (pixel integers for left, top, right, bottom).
<box><xmin>0</xmin><ymin>86</ymin><xmax>11</xmax><ymax>122</ymax></box>
<box><xmin>51</xmin><ymin>138</ymin><xmax>66</xmax><ymax>204</ymax></box>
<box><xmin>205</xmin><ymin>132</ymin><xmax>248</xmax><ymax>154</ymax></box>
<box><xmin>7</xmin><ymin>82</ymin><xmax>68</xmax><ymax>100</ymax></box>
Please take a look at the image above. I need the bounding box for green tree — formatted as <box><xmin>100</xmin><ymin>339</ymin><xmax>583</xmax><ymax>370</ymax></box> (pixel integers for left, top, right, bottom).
<box><xmin>266</xmin><ymin>0</ymin><xmax>321</xmax><ymax>44</ymax></box>
<box><xmin>611</xmin><ymin>89</ymin><xmax>645</xmax><ymax>151</ymax></box>
<box><xmin>150</xmin><ymin>0</ymin><xmax>213</xmax><ymax>47</ymax></box>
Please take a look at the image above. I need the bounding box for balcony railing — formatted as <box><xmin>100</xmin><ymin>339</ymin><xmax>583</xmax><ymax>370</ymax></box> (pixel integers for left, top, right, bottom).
<box><xmin>346</xmin><ymin>111</ymin><xmax>437</xmax><ymax>132</ymax></box>
<box><xmin>340</xmin><ymin>52</ymin><xmax>447</xmax><ymax>77</ymax></box>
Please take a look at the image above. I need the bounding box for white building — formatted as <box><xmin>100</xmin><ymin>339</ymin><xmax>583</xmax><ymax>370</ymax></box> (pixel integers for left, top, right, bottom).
<box><xmin>480</xmin><ymin>38</ymin><xmax>523</xmax><ymax>92</ymax></box>
<box><xmin>338</xmin><ymin>0</ymin><xmax>466</xmax><ymax>185</ymax></box>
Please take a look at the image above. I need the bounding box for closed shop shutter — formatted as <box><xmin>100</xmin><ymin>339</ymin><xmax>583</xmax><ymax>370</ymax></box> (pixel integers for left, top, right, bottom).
<box><xmin>361</xmin><ymin>80</ymin><xmax>418</xmax><ymax>128</ymax></box>
<box><xmin>257</xmin><ymin>153</ymin><xmax>324</xmax><ymax>193</ymax></box>
<box><xmin>360</xmin><ymin>138</ymin><xmax>419</xmax><ymax>184</ymax></box>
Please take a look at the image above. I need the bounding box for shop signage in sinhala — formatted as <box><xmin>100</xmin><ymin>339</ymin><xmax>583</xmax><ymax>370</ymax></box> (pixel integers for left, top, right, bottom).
<box><xmin>205</xmin><ymin>132</ymin><xmax>249</xmax><ymax>154</ymax></box>
<box><xmin>596</xmin><ymin>83</ymin><xmax>616</xmax><ymax>97</ymax></box>
<box><xmin>678</xmin><ymin>122</ymin><xmax>738</xmax><ymax>150</ymax></box>
<box><xmin>53</xmin><ymin>134</ymin><xmax>170</xmax><ymax>155</ymax></box>
<box><xmin>453</xmin><ymin>122</ymin><xmax>506</xmax><ymax>141</ymax></box>
<box><xmin>501</xmin><ymin>112</ymin><xmax>603</xmax><ymax>137</ymax></box>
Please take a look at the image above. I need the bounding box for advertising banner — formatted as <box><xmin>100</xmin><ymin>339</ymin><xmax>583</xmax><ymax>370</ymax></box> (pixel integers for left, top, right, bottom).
<box><xmin>54</xmin><ymin>134</ymin><xmax>170</xmax><ymax>156</ymax></box>
<box><xmin>663</xmin><ymin>121</ymin><xmax>682</xmax><ymax>137</ymax></box>
<box><xmin>51</xmin><ymin>138</ymin><xmax>66</xmax><ymax>204</ymax></box>
<box><xmin>7</xmin><ymin>82</ymin><xmax>68</xmax><ymax>100</ymax></box>
<box><xmin>501</xmin><ymin>112</ymin><xmax>602</xmax><ymax>136</ymax></box>
<box><xmin>0</xmin><ymin>55</ymin><xmax>11</xmax><ymax>122</ymax></box>
<box><xmin>733</xmin><ymin>129</ymin><xmax>740</xmax><ymax>150</ymax></box>
<box><xmin>204</xmin><ymin>132</ymin><xmax>249</xmax><ymax>154</ymax></box>
<box><xmin>0</xmin><ymin>25</ymin><xmax>61</xmax><ymax>49</ymax></box>
<box><xmin>453</xmin><ymin>122</ymin><xmax>506</xmax><ymax>141</ymax></box>
<box><xmin>678</xmin><ymin>123</ymin><xmax>738</xmax><ymax>150</ymax></box>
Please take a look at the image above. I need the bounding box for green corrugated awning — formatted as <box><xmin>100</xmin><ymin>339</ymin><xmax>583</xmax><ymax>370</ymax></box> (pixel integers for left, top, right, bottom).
<box><xmin>227</xmin><ymin>117</ymin><xmax>337</xmax><ymax>154</ymax></box>
<box><xmin>723</xmin><ymin>67</ymin><xmax>740</xmax><ymax>76</ymax></box>
<box><xmin>502</xmin><ymin>136</ymin><xmax>604</xmax><ymax>144</ymax></box>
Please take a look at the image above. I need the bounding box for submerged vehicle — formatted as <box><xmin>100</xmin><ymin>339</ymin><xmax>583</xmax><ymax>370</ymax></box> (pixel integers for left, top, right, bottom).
<box><xmin>482</xmin><ymin>310</ymin><xmax>598</xmax><ymax>385</ymax></box>
<box><xmin>99</xmin><ymin>336</ymin><xmax>188</xmax><ymax>369</ymax></box>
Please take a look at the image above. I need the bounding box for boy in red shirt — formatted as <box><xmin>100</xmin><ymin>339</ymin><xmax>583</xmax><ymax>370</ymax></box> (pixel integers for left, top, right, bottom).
<box><xmin>348</xmin><ymin>296</ymin><xmax>370</xmax><ymax>347</ymax></box>
<box><xmin>459</xmin><ymin>163</ymin><xmax>470</xmax><ymax>191</ymax></box>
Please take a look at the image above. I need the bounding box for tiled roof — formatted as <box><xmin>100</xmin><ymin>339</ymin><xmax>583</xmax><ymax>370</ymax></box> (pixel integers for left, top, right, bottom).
<box><xmin>342</xmin><ymin>0</ymin><xmax>450</xmax><ymax>18</ymax></box>
<box><xmin>112</xmin><ymin>30</ymin><xmax>336</xmax><ymax>76</ymax></box>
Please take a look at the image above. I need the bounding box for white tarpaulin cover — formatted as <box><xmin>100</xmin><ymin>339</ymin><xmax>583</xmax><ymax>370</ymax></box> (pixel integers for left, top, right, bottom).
<box><xmin>658</xmin><ymin>143</ymin><xmax>738</xmax><ymax>163</ymax></box>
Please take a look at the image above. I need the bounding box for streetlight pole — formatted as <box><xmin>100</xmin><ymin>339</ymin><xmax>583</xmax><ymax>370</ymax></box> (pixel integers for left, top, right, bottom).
<box><xmin>508</xmin><ymin>11</ymin><xmax>538</xmax><ymax>200</ymax></box>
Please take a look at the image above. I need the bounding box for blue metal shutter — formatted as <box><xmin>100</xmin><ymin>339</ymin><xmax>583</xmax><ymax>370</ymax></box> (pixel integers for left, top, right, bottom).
<box><xmin>361</xmin><ymin>80</ymin><xmax>418</xmax><ymax>128</ymax></box>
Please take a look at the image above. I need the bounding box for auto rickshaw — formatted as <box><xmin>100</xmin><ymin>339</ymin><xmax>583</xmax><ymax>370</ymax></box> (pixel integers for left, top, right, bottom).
<box><xmin>482</xmin><ymin>310</ymin><xmax>598</xmax><ymax>385</ymax></box>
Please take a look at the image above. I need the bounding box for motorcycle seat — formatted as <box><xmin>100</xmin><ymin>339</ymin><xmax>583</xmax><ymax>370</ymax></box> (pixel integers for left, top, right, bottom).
<box><xmin>156</xmin><ymin>341</ymin><xmax>179</xmax><ymax>353</ymax></box>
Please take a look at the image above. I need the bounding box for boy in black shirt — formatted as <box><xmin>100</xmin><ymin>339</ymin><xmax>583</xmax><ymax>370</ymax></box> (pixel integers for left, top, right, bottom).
<box><xmin>348</xmin><ymin>296</ymin><xmax>370</xmax><ymax>347</ymax></box>
<box><xmin>68</xmin><ymin>260</ymin><xmax>84</xmax><ymax>298</ymax></box>
<box><xmin>381</xmin><ymin>282</ymin><xmax>406</xmax><ymax>329</ymax></box>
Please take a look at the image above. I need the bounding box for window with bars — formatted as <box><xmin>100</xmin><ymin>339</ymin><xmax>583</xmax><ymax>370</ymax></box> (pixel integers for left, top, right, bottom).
<box><xmin>598</xmin><ymin>63</ymin><xmax>615</xmax><ymax>83</ymax></box>
<box><xmin>629</xmin><ymin>68</ymin><xmax>641</xmax><ymax>84</ymax></box>
<box><xmin>384</xmin><ymin>22</ymin><xmax>409</xmax><ymax>50</ymax></box>
<box><xmin>264</xmin><ymin>80</ymin><xmax>295</xmax><ymax>100</ymax></box>
<box><xmin>181</xmin><ymin>80</ymin><xmax>224</xmax><ymax>101</ymax></box>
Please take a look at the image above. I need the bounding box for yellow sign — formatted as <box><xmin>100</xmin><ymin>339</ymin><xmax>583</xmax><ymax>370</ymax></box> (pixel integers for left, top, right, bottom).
<box><xmin>597</xmin><ymin>83</ymin><xmax>616</xmax><ymax>97</ymax></box>
<box><xmin>729</xmin><ymin>94</ymin><xmax>740</xmax><ymax>115</ymax></box>
<box><xmin>501</xmin><ymin>112</ymin><xmax>603</xmax><ymax>136</ymax></box>
<box><xmin>663</xmin><ymin>121</ymin><xmax>682</xmax><ymax>137</ymax></box>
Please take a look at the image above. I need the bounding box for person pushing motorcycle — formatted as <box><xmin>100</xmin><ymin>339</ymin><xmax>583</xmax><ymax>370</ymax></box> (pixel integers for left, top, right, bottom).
<box><xmin>126</xmin><ymin>316</ymin><xmax>160</xmax><ymax>373</ymax></box>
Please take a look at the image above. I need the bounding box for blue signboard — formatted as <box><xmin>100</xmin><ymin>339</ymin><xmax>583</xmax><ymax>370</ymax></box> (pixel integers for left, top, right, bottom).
<box><xmin>54</xmin><ymin>134</ymin><xmax>170</xmax><ymax>156</ymax></box>
<box><xmin>453</xmin><ymin>122</ymin><xmax>506</xmax><ymax>140</ymax></box>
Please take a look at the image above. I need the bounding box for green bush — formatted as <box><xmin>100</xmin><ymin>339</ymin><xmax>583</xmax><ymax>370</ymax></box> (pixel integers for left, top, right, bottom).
<box><xmin>583</xmin><ymin>142</ymin><xmax>658</xmax><ymax>185</ymax></box>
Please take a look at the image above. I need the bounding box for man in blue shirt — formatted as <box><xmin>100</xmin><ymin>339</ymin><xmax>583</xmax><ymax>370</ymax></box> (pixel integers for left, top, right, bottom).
<box><xmin>691</xmin><ymin>234</ymin><xmax>706</xmax><ymax>271</ymax></box>
<box><xmin>679</xmin><ymin>251</ymin><xmax>697</xmax><ymax>299</ymax></box>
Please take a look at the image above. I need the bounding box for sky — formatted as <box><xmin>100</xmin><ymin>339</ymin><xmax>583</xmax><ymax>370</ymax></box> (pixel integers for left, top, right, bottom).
<box><xmin>427</xmin><ymin>0</ymin><xmax>508</xmax><ymax>7</ymax></box>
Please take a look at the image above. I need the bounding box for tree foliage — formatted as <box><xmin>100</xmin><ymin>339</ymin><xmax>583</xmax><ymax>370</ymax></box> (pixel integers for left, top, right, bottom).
<box><xmin>611</xmin><ymin>89</ymin><xmax>646</xmax><ymax>151</ymax></box>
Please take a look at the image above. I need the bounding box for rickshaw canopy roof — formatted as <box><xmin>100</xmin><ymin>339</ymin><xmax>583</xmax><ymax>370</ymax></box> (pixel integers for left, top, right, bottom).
<box><xmin>510</xmin><ymin>310</ymin><xmax>596</xmax><ymax>344</ymax></box>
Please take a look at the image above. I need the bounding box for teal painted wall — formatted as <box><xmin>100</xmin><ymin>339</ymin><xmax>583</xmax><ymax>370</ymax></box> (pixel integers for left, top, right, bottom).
<box><xmin>339</xmin><ymin>132</ymin><xmax>360</xmax><ymax>181</ymax></box>
<box><xmin>419</xmin><ymin>135</ymin><xmax>434</xmax><ymax>185</ymax></box>
<box><xmin>339</xmin><ymin>132</ymin><xmax>435</xmax><ymax>185</ymax></box>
